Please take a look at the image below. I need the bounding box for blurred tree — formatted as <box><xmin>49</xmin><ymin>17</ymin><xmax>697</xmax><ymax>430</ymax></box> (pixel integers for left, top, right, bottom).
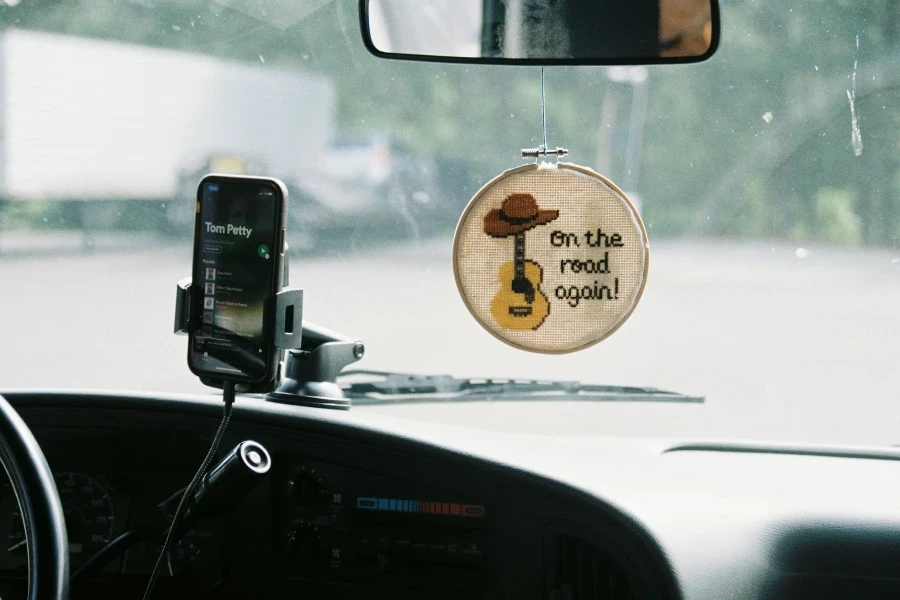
<box><xmin>1</xmin><ymin>0</ymin><xmax>897</xmax><ymax>246</ymax></box>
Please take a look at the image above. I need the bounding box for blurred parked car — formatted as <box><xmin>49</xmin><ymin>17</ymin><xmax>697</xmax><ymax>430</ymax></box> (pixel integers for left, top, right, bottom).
<box><xmin>320</xmin><ymin>133</ymin><xmax>438</xmax><ymax>204</ymax></box>
<box><xmin>315</xmin><ymin>134</ymin><xmax>440</xmax><ymax>230</ymax></box>
<box><xmin>281</xmin><ymin>133</ymin><xmax>442</xmax><ymax>246</ymax></box>
<box><xmin>164</xmin><ymin>135</ymin><xmax>443</xmax><ymax>248</ymax></box>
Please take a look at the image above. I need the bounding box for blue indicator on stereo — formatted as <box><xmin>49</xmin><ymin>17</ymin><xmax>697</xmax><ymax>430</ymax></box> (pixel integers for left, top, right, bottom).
<box><xmin>356</xmin><ymin>496</ymin><xmax>478</xmax><ymax>517</ymax></box>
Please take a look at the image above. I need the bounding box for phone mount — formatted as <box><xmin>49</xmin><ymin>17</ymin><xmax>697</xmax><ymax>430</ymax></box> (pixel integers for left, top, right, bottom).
<box><xmin>266</xmin><ymin>322</ymin><xmax>364</xmax><ymax>411</ymax></box>
<box><xmin>174</xmin><ymin>270</ymin><xmax>363</xmax><ymax>410</ymax></box>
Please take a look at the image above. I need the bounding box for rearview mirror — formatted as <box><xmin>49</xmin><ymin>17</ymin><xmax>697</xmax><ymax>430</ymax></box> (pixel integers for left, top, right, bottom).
<box><xmin>360</xmin><ymin>0</ymin><xmax>719</xmax><ymax>65</ymax></box>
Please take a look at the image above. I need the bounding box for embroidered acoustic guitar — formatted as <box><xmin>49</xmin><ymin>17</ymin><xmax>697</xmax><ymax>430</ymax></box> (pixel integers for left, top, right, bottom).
<box><xmin>484</xmin><ymin>194</ymin><xmax>559</xmax><ymax>330</ymax></box>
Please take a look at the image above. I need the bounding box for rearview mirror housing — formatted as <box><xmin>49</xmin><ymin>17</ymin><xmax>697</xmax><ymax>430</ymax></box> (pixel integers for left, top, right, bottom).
<box><xmin>359</xmin><ymin>0</ymin><xmax>720</xmax><ymax>65</ymax></box>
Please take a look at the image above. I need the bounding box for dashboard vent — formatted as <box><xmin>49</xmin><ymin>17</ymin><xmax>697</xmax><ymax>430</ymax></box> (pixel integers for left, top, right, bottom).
<box><xmin>549</xmin><ymin>534</ymin><xmax>636</xmax><ymax>600</ymax></box>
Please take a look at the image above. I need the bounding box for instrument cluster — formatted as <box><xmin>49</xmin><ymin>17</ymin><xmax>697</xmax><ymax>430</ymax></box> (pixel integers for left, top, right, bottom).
<box><xmin>0</xmin><ymin>465</ymin><xmax>224</xmax><ymax>580</ymax></box>
<box><xmin>0</xmin><ymin>471</ymin><xmax>125</xmax><ymax>572</ymax></box>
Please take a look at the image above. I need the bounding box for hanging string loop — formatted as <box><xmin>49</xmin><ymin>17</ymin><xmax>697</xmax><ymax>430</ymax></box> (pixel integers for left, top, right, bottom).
<box><xmin>522</xmin><ymin>67</ymin><xmax>568</xmax><ymax>162</ymax></box>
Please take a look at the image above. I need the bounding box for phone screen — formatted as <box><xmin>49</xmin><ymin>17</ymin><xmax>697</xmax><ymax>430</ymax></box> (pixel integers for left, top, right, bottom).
<box><xmin>189</xmin><ymin>178</ymin><xmax>283</xmax><ymax>382</ymax></box>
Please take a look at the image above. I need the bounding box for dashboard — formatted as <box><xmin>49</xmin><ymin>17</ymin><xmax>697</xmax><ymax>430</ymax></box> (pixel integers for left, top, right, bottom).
<box><xmin>1</xmin><ymin>390</ymin><xmax>900</xmax><ymax>600</ymax></box>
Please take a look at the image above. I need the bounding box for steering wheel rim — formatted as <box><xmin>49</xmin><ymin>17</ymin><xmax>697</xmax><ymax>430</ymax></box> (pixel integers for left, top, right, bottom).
<box><xmin>0</xmin><ymin>394</ymin><xmax>68</xmax><ymax>600</ymax></box>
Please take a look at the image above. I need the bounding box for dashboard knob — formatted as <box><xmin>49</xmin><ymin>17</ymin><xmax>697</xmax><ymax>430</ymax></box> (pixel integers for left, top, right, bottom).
<box><xmin>284</xmin><ymin>528</ymin><xmax>319</xmax><ymax>559</ymax></box>
<box><xmin>288</xmin><ymin>474</ymin><xmax>320</xmax><ymax>506</ymax></box>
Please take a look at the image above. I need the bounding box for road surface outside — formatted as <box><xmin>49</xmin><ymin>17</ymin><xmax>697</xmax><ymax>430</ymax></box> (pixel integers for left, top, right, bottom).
<box><xmin>0</xmin><ymin>232</ymin><xmax>898</xmax><ymax>444</ymax></box>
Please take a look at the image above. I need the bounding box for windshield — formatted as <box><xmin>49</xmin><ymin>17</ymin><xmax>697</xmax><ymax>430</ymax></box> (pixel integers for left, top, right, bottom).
<box><xmin>0</xmin><ymin>0</ymin><xmax>897</xmax><ymax>442</ymax></box>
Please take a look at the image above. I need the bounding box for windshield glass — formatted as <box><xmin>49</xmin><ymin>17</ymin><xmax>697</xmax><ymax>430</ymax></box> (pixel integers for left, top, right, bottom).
<box><xmin>0</xmin><ymin>0</ymin><xmax>897</xmax><ymax>442</ymax></box>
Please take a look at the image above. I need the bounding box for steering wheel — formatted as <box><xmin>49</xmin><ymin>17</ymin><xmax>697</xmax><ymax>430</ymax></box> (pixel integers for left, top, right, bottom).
<box><xmin>0</xmin><ymin>394</ymin><xmax>68</xmax><ymax>599</ymax></box>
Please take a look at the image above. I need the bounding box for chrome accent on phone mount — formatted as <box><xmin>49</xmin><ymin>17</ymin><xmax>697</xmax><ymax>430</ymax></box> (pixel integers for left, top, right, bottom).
<box><xmin>174</xmin><ymin>253</ymin><xmax>363</xmax><ymax>409</ymax></box>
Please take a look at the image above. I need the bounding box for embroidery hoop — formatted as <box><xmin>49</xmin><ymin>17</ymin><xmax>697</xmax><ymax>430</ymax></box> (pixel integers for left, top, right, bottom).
<box><xmin>452</xmin><ymin>162</ymin><xmax>650</xmax><ymax>354</ymax></box>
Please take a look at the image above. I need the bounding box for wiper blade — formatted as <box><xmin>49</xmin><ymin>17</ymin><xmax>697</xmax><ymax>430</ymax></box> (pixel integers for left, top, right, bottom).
<box><xmin>339</xmin><ymin>370</ymin><xmax>703</xmax><ymax>406</ymax></box>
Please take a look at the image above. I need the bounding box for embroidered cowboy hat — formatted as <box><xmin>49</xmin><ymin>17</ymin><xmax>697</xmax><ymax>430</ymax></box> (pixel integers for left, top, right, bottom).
<box><xmin>483</xmin><ymin>193</ymin><xmax>559</xmax><ymax>238</ymax></box>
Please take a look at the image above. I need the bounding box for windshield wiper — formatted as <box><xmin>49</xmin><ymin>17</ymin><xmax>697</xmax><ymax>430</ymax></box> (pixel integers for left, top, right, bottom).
<box><xmin>338</xmin><ymin>370</ymin><xmax>703</xmax><ymax>406</ymax></box>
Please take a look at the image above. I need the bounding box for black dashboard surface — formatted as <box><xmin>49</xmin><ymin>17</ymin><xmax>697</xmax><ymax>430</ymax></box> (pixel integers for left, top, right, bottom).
<box><xmin>2</xmin><ymin>390</ymin><xmax>900</xmax><ymax>600</ymax></box>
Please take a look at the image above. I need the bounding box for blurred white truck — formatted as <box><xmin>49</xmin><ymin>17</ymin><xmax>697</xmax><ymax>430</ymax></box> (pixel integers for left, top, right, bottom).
<box><xmin>0</xmin><ymin>28</ymin><xmax>335</xmax><ymax>232</ymax></box>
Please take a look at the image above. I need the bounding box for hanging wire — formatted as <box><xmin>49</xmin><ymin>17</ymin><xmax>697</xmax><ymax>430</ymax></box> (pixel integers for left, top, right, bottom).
<box><xmin>540</xmin><ymin>66</ymin><xmax>548</xmax><ymax>153</ymax></box>
<box><xmin>523</xmin><ymin>67</ymin><xmax>567</xmax><ymax>161</ymax></box>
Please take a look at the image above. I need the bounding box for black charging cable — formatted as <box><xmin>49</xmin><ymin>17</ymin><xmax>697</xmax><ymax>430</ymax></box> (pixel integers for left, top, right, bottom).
<box><xmin>141</xmin><ymin>380</ymin><xmax>237</xmax><ymax>600</ymax></box>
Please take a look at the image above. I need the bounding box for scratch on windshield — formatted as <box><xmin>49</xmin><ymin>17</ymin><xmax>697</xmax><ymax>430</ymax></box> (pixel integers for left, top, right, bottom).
<box><xmin>847</xmin><ymin>34</ymin><xmax>863</xmax><ymax>157</ymax></box>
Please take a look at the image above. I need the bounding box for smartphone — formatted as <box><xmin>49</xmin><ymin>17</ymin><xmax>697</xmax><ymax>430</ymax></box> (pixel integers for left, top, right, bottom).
<box><xmin>188</xmin><ymin>174</ymin><xmax>288</xmax><ymax>386</ymax></box>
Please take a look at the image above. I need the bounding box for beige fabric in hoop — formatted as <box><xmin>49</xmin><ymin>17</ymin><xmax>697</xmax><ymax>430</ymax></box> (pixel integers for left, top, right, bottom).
<box><xmin>453</xmin><ymin>162</ymin><xmax>649</xmax><ymax>354</ymax></box>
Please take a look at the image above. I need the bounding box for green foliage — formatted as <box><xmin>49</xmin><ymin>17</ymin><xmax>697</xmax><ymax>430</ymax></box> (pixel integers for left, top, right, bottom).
<box><xmin>2</xmin><ymin>0</ymin><xmax>899</xmax><ymax>246</ymax></box>
<box><xmin>813</xmin><ymin>187</ymin><xmax>863</xmax><ymax>244</ymax></box>
<box><xmin>720</xmin><ymin>177</ymin><xmax>772</xmax><ymax>238</ymax></box>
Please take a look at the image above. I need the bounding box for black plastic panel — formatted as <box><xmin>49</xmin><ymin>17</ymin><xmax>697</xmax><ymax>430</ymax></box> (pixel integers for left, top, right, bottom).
<box><xmin>0</xmin><ymin>391</ymin><xmax>675</xmax><ymax>600</ymax></box>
